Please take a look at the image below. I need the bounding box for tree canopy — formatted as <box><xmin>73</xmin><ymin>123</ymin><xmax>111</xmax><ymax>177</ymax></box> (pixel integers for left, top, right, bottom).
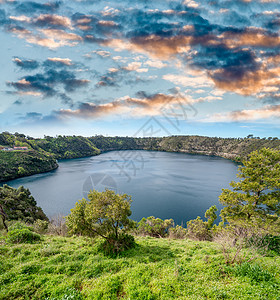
<box><xmin>219</xmin><ymin>148</ymin><xmax>280</xmax><ymax>233</ymax></box>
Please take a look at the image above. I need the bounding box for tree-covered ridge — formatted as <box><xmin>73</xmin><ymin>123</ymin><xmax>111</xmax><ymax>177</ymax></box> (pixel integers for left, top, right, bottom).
<box><xmin>0</xmin><ymin>132</ymin><xmax>100</xmax><ymax>160</ymax></box>
<box><xmin>156</xmin><ymin>135</ymin><xmax>280</xmax><ymax>161</ymax></box>
<box><xmin>32</xmin><ymin>135</ymin><xmax>100</xmax><ymax>159</ymax></box>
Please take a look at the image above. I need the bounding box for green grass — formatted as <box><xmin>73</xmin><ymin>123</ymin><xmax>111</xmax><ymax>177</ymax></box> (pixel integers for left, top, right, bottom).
<box><xmin>0</xmin><ymin>234</ymin><xmax>279</xmax><ymax>299</ymax></box>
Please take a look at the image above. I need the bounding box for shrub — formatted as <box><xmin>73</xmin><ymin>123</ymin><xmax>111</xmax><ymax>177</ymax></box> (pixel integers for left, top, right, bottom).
<box><xmin>33</xmin><ymin>219</ymin><xmax>49</xmax><ymax>234</ymax></box>
<box><xmin>168</xmin><ymin>225</ymin><xmax>187</xmax><ymax>239</ymax></box>
<box><xmin>186</xmin><ymin>217</ymin><xmax>211</xmax><ymax>241</ymax></box>
<box><xmin>6</xmin><ymin>226</ymin><xmax>41</xmax><ymax>244</ymax></box>
<box><xmin>137</xmin><ymin>216</ymin><xmax>174</xmax><ymax>238</ymax></box>
<box><xmin>48</xmin><ymin>215</ymin><xmax>68</xmax><ymax>236</ymax></box>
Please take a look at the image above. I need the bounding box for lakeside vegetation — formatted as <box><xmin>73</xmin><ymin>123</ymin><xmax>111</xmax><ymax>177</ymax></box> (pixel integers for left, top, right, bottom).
<box><xmin>0</xmin><ymin>148</ymin><xmax>279</xmax><ymax>299</ymax></box>
<box><xmin>1</xmin><ymin>131</ymin><xmax>280</xmax><ymax>182</ymax></box>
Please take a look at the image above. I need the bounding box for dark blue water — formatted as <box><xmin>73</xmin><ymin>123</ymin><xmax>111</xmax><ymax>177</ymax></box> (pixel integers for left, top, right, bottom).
<box><xmin>3</xmin><ymin>151</ymin><xmax>239</xmax><ymax>224</ymax></box>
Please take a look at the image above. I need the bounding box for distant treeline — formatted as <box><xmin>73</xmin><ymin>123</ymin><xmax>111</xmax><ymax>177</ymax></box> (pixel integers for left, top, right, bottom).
<box><xmin>0</xmin><ymin>131</ymin><xmax>280</xmax><ymax>181</ymax></box>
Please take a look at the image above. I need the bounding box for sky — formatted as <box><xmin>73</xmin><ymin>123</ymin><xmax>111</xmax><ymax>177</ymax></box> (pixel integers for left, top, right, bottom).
<box><xmin>0</xmin><ymin>0</ymin><xmax>280</xmax><ymax>138</ymax></box>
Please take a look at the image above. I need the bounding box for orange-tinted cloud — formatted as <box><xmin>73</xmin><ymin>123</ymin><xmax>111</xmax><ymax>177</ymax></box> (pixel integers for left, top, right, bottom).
<box><xmin>9</xmin><ymin>27</ymin><xmax>82</xmax><ymax>48</ymax></box>
<box><xmin>207</xmin><ymin>104</ymin><xmax>280</xmax><ymax>122</ymax></box>
<box><xmin>56</xmin><ymin>92</ymin><xmax>194</xmax><ymax>119</ymax></box>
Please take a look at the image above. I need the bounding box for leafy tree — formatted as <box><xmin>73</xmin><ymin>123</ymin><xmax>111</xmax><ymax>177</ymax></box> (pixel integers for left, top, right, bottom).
<box><xmin>0</xmin><ymin>185</ymin><xmax>48</xmax><ymax>231</ymax></box>
<box><xmin>66</xmin><ymin>189</ymin><xmax>135</xmax><ymax>253</ymax></box>
<box><xmin>137</xmin><ymin>216</ymin><xmax>174</xmax><ymax>238</ymax></box>
<box><xmin>219</xmin><ymin>148</ymin><xmax>280</xmax><ymax>233</ymax></box>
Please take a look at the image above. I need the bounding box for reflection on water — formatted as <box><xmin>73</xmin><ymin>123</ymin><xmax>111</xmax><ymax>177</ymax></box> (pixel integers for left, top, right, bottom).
<box><xmin>3</xmin><ymin>151</ymin><xmax>238</xmax><ymax>224</ymax></box>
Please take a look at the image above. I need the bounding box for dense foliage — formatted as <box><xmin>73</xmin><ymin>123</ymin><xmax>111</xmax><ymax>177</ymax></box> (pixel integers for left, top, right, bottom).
<box><xmin>0</xmin><ymin>185</ymin><xmax>48</xmax><ymax>230</ymax></box>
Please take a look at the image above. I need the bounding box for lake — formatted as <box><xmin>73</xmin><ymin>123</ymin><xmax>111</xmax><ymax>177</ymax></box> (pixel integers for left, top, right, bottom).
<box><xmin>4</xmin><ymin>151</ymin><xmax>239</xmax><ymax>224</ymax></box>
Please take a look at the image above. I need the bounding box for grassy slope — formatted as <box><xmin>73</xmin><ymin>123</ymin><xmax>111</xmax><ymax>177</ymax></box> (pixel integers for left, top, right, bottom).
<box><xmin>0</xmin><ymin>235</ymin><xmax>279</xmax><ymax>300</ymax></box>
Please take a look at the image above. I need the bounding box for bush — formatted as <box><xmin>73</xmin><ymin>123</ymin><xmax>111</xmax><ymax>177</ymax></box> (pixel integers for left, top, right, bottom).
<box><xmin>33</xmin><ymin>219</ymin><xmax>49</xmax><ymax>234</ymax></box>
<box><xmin>98</xmin><ymin>233</ymin><xmax>136</xmax><ymax>256</ymax></box>
<box><xmin>168</xmin><ymin>225</ymin><xmax>187</xmax><ymax>239</ymax></box>
<box><xmin>6</xmin><ymin>224</ymin><xmax>41</xmax><ymax>244</ymax></box>
<box><xmin>9</xmin><ymin>221</ymin><xmax>34</xmax><ymax>231</ymax></box>
<box><xmin>48</xmin><ymin>215</ymin><xmax>68</xmax><ymax>236</ymax></box>
<box><xmin>186</xmin><ymin>217</ymin><xmax>212</xmax><ymax>241</ymax></box>
<box><xmin>246</xmin><ymin>234</ymin><xmax>280</xmax><ymax>255</ymax></box>
<box><xmin>137</xmin><ymin>216</ymin><xmax>174</xmax><ymax>238</ymax></box>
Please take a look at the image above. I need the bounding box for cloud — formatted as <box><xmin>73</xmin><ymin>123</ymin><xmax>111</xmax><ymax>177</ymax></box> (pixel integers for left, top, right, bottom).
<box><xmin>14</xmin><ymin>1</ymin><xmax>61</xmax><ymax>14</ymax></box>
<box><xmin>8</xmin><ymin>26</ymin><xmax>82</xmax><ymax>48</ymax></box>
<box><xmin>45</xmin><ymin>57</ymin><xmax>73</xmax><ymax>66</ymax></box>
<box><xmin>145</xmin><ymin>60</ymin><xmax>167</xmax><ymax>68</ymax></box>
<box><xmin>7</xmin><ymin>69</ymin><xmax>90</xmax><ymax>99</ymax></box>
<box><xmin>3</xmin><ymin>0</ymin><xmax>280</xmax><ymax>105</ymax></box>
<box><xmin>33</xmin><ymin>14</ymin><xmax>72</xmax><ymax>29</ymax></box>
<box><xmin>55</xmin><ymin>91</ymin><xmax>195</xmax><ymax>119</ymax></box>
<box><xmin>163</xmin><ymin>72</ymin><xmax>213</xmax><ymax>88</ymax></box>
<box><xmin>10</xmin><ymin>14</ymin><xmax>72</xmax><ymax>29</ymax></box>
<box><xmin>207</xmin><ymin>104</ymin><xmax>280</xmax><ymax>122</ymax></box>
<box><xmin>13</xmin><ymin>57</ymin><xmax>39</xmax><ymax>70</ymax></box>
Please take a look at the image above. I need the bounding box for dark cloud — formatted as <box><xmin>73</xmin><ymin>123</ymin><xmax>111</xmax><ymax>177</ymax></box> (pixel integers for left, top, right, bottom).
<box><xmin>7</xmin><ymin>69</ymin><xmax>90</xmax><ymax>99</ymax></box>
<box><xmin>0</xmin><ymin>9</ymin><xmax>7</xmax><ymax>26</ymax></box>
<box><xmin>24</xmin><ymin>112</ymin><xmax>43</xmax><ymax>120</ymax></box>
<box><xmin>13</xmin><ymin>57</ymin><xmax>39</xmax><ymax>70</ymax></box>
<box><xmin>191</xmin><ymin>45</ymin><xmax>259</xmax><ymax>76</ymax></box>
<box><xmin>32</xmin><ymin>14</ymin><xmax>72</xmax><ymax>29</ymax></box>
<box><xmin>13</xmin><ymin>100</ymin><xmax>22</xmax><ymax>105</ymax></box>
<box><xmin>14</xmin><ymin>1</ymin><xmax>61</xmax><ymax>15</ymax></box>
<box><xmin>19</xmin><ymin>111</ymin><xmax>61</xmax><ymax>125</ymax></box>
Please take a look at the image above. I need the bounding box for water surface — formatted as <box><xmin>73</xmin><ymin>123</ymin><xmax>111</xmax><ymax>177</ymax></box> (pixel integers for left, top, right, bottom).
<box><xmin>4</xmin><ymin>151</ymin><xmax>238</xmax><ymax>224</ymax></box>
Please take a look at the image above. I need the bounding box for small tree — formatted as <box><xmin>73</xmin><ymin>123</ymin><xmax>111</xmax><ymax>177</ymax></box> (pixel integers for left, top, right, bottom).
<box><xmin>219</xmin><ymin>148</ymin><xmax>280</xmax><ymax>233</ymax></box>
<box><xmin>66</xmin><ymin>189</ymin><xmax>135</xmax><ymax>253</ymax></box>
<box><xmin>0</xmin><ymin>184</ymin><xmax>48</xmax><ymax>231</ymax></box>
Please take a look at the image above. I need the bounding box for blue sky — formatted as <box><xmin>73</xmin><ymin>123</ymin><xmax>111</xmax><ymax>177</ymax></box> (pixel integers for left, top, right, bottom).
<box><xmin>0</xmin><ymin>0</ymin><xmax>280</xmax><ymax>138</ymax></box>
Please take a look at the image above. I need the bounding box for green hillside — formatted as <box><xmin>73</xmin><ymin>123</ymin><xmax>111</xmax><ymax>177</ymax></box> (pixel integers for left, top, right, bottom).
<box><xmin>0</xmin><ymin>234</ymin><xmax>279</xmax><ymax>300</ymax></box>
